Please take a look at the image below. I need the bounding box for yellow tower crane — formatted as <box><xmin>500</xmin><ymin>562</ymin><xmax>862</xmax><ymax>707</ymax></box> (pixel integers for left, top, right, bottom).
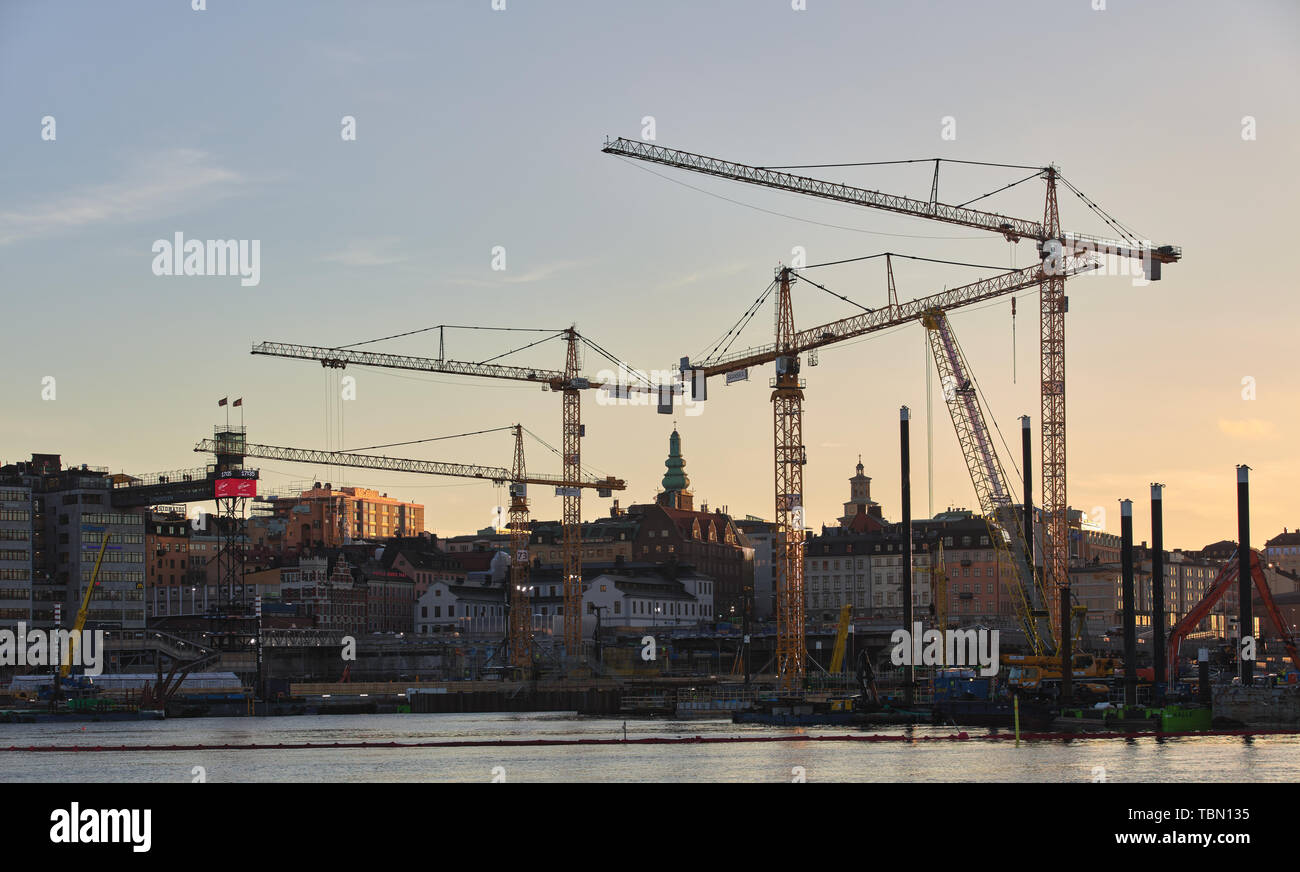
<box><xmin>603</xmin><ymin>137</ymin><xmax>1180</xmax><ymax>652</ymax></box>
<box><xmin>252</xmin><ymin>326</ymin><xmax>657</xmax><ymax>664</ymax></box>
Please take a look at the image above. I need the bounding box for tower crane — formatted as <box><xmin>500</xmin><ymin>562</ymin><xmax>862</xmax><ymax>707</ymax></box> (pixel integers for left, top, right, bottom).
<box><xmin>249</xmin><ymin>328</ymin><xmax>656</xmax><ymax>663</ymax></box>
<box><xmin>660</xmin><ymin>257</ymin><xmax>1096</xmax><ymax>688</ymax></box>
<box><xmin>194</xmin><ymin>428</ymin><xmax>626</xmax><ymax>668</ymax></box>
<box><xmin>603</xmin><ymin>136</ymin><xmax>1180</xmax><ymax>651</ymax></box>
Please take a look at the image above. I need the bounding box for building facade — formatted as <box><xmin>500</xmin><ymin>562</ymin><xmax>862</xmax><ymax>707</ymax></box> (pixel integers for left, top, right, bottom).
<box><xmin>0</xmin><ymin>484</ymin><xmax>34</xmax><ymax>628</ymax></box>
<box><xmin>1265</xmin><ymin>529</ymin><xmax>1300</xmax><ymax>576</ymax></box>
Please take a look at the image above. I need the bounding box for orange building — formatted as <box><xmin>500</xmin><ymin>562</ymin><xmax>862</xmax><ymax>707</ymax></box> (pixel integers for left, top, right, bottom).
<box><xmin>268</xmin><ymin>484</ymin><xmax>425</xmax><ymax>548</ymax></box>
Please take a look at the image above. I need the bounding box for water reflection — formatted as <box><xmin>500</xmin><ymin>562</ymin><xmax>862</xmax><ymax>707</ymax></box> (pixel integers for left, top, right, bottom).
<box><xmin>0</xmin><ymin>713</ymin><xmax>1295</xmax><ymax>782</ymax></box>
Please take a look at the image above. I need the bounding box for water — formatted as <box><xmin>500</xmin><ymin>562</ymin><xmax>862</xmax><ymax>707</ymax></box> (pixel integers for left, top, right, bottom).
<box><xmin>1</xmin><ymin>713</ymin><xmax>1296</xmax><ymax>782</ymax></box>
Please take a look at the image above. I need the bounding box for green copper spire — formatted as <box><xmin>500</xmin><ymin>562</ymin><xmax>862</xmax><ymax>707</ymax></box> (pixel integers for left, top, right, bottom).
<box><xmin>661</xmin><ymin>428</ymin><xmax>690</xmax><ymax>492</ymax></box>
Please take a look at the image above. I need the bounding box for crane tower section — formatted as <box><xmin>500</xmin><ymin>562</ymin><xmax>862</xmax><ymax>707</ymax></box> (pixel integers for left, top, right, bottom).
<box><xmin>772</xmin><ymin>267</ymin><xmax>807</xmax><ymax>689</ymax></box>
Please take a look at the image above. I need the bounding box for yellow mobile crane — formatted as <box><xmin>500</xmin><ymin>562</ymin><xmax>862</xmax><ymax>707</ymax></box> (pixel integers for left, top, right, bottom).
<box><xmin>58</xmin><ymin>531</ymin><xmax>110</xmax><ymax>685</ymax></box>
<box><xmin>828</xmin><ymin>604</ymin><xmax>853</xmax><ymax>674</ymax></box>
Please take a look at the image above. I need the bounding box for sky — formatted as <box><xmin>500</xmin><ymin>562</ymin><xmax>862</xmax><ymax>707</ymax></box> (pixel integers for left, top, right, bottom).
<box><xmin>1</xmin><ymin>0</ymin><xmax>1297</xmax><ymax>551</ymax></box>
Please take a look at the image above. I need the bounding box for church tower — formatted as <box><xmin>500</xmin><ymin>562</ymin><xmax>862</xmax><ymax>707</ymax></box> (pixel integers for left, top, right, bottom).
<box><xmin>656</xmin><ymin>428</ymin><xmax>694</xmax><ymax>511</ymax></box>
<box><xmin>840</xmin><ymin>456</ymin><xmax>881</xmax><ymax>528</ymax></box>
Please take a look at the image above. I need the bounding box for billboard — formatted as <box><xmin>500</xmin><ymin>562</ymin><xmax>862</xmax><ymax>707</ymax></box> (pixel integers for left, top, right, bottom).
<box><xmin>215</xmin><ymin>478</ymin><xmax>257</xmax><ymax>498</ymax></box>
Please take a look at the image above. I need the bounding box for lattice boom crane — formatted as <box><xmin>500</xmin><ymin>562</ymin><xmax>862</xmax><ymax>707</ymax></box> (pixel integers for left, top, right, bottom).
<box><xmin>604</xmin><ymin>136</ymin><xmax>1180</xmax><ymax>644</ymax></box>
<box><xmin>922</xmin><ymin>308</ymin><xmax>1052</xmax><ymax>653</ymax></box>
<box><xmin>251</xmin><ymin>327</ymin><xmax>650</xmax><ymax>664</ymax></box>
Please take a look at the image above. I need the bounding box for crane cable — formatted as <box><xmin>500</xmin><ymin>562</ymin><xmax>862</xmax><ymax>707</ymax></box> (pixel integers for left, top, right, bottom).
<box><xmin>800</xmin><ymin>252</ymin><xmax>1016</xmax><ymax>272</ymax></box>
<box><xmin>696</xmin><ymin>279</ymin><xmax>776</xmax><ymax>365</ymax></box>
<box><xmin>946</xmin><ymin>313</ymin><xmax>1024</xmax><ymax>485</ymax></box>
<box><xmin>794</xmin><ymin>252</ymin><xmax>1021</xmax><ymax>316</ymax></box>
<box><xmin>578</xmin><ymin>335</ymin><xmax>655</xmax><ymax>387</ymax></box>
<box><xmin>341</xmin><ymin>426</ymin><xmax>516</xmax><ymax>454</ymax></box>
<box><xmin>757</xmin><ymin>157</ymin><xmax>1045</xmax><ymax>172</ymax></box>
<box><xmin>955</xmin><ymin>170</ymin><xmax>1045</xmax><ymax>209</ymax></box>
<box><xmin>794</xmin><ymin>273</ymin><xmax>873</xmax><ymax>314</ymax></box>
<box><xmin>522</xmin><ymin>426</ymin><xmax>611</xmax><ymax>481</ymax></box>
<box><xmin>1057</xmin><ymin>174</ymin><xmax>1146</xmax><ymax>246</ymax></box>
<box><xmin>336</xmin><ymin>324</ymin><xmax>559</xmax><ymax>351</ymax></box>
<box><xmin>477</xmin><ymin>331</ymin><xmax>566</xmax><ymax>366</ymax></box>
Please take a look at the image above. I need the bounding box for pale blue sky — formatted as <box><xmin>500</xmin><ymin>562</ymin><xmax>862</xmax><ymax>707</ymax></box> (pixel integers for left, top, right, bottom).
<box><xmin>2</xmin><ymin>0</ymin><xmax>1297</xmax><ymax>547</ymax></box>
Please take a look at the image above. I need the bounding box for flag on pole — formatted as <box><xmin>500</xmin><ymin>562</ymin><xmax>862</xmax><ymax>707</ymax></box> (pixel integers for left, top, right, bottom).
<box><xmin>218</xmin><ymin>397</ymin><xmax>228</xmax><ymax>406</ymax></box>
<box><xmin>233</xmin><ymin>398</ymin><xmax>243</xmax><ymax>407</ymax></box>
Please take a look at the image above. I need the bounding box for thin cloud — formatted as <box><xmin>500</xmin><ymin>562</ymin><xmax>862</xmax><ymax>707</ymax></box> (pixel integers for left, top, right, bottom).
<box><xmin>657</xmin><ymin>261</ymin><xmax>749</xmax><ymax>291</ymax></box>
<box><xmin>1217</xmin><ymin>418</ymin><xmax>1279</xmax><ymax>440</ymax></box>
<box><xmin>323</xmin><ymin>237</ymin><xmax>408</xmax><ymax>267</ymax></box>
<box><xmin>445</xmin><ymin>259</ymin><xmax>593</xmax><ymax>287</ymax></box>
<box><xmin>0</xmin><ymin>149</ymin><xmax>245</xmax><ymax>246</ymax></box>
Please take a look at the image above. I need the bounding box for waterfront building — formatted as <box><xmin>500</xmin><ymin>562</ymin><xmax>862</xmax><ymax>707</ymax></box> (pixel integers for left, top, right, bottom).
<box><xmin>0</xmin><ymin>483</ymin><xmax>34</xmax><ymax>629</ymax></box>
<box><xmin>145</xmin><ymin>508</ymin><xmax>206</xmax><ymax>618</ymax></box>
<box><xmin>0</xmin><ymin>454</ymin><xmax>147</xmax><ymax>630</ymax></box>
<box><xmin>1265</xmin><ymin>528</ymin><xmax>1300</xmax><ymax>576</ymax></box>
<box><xmin>259</xmin><ymin>483</ymin><xmax>425</xmax><ymax>548</ymax></box>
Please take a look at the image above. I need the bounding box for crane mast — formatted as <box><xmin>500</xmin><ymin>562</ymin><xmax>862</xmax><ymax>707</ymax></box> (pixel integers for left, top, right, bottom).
<box><xmin>772</xmin><ymin>267</ymin><xmax>807</xmax><ymax>689</ymax></box>
<box><xmin>561</xmin><ymin>329</ymin><xmax>584</xmax><ymax>664</ymax></box>
<box><xmin>1039</xmin><ymin>169</ymin><xmax>1069</xmax><ymax>644</ymax></box>
<box><xmin>508</xmin><ymin>424</ymin><xmax>532</xmax><ymax>669</ymax></box>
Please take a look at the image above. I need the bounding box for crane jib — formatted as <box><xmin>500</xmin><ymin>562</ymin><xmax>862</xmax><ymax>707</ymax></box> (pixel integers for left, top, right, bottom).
<box><xmin>603</xmin><ymin>138</ymin><xmax>1179</xmax><ymax>264</ymax></box>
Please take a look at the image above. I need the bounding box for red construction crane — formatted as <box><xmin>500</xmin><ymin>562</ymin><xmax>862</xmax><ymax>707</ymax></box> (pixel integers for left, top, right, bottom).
<box><xmin>251</xmin><ymin>327</ymin><xmax>655</xmax><ymax>664</ymax></box>
<box><xmin>604</xmin><ymin>136</ymin><xmax>1180</xmax><ymax>652</ymax></box>
<box><xmin>194</xmin><ymin>427</ymin><xmax>626</xmax><ymax>669</ymax></box>
<box><xmin>1167</xmin><ymin>548</ymin><xmax>1300</xmax><ymax>679</ymax></box>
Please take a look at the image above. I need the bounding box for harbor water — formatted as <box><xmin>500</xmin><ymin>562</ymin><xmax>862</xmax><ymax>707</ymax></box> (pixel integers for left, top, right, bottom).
<box><xmin>2</xmin><ymin>713</ymin><xmax>1298</xmax><ymax>782</ymax></box>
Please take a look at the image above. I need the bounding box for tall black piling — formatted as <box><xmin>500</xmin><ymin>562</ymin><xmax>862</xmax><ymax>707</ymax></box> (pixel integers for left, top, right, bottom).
<box><xmin>1020</xmin><ymin>416</ymin><xmax>1033</xmax><ymax>565</ymax></box>
<box><xmin>1151</xmin><ymin>483</ymin><xmax>1166</xmax><ymax>704</ymax></box>
<box><xmin>1121</xmin><ymin>499</ymin><xmax>1137</xmax><ymax>708</ymax></box>
<box><xmin>901</xmin><ymin>406</ymin><xmax>914</xmax><ymax>706</ymax></box>
<box><xmin>1237</xmin><ymin>465</ymin><xmax>1253</xmax><ymax>686</ymax></box>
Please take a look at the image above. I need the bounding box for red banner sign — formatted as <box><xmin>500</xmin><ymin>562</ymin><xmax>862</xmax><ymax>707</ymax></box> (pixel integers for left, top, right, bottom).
<box><xmin>215</xmin><ymin>478</ymin><xmax>257</xmax><ymax>498</ymax></box>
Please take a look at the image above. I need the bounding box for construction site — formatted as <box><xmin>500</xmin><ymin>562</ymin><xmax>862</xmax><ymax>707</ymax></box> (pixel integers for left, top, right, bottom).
<box><xmin>6</xmin><ymin>130</ymin><xmax>1298</xmax><ymax>739</ymax></box>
